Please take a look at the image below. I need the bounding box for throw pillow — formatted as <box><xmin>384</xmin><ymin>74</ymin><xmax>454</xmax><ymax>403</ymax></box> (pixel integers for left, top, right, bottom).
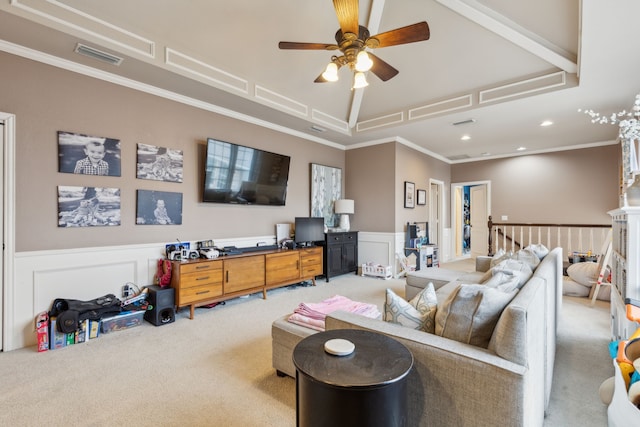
<box><xmin>435</xmin><ymin>284</ymin><xmax>518</xmax><ymax>348</ymax></box>
<box><xmin>384</xmin><ymin>284</ymin><xmax>437</xmax><ymax>333</ymax></box>
<box><xmin>567</xmin><ymin>262</ymin><xmax>609</xmax><ymax>287</ymax></box>
<box><xmin>490</xmin><ymin>249</ymin><xmax>511</xmax><ymax>268</ymax></box>
<box><xmin>483</xmin><ymin>270</ymin><xmax>521</xmax><ymax>292</ymax></box>
<box><xmin>526</xmin><ymin>244</ymin><xmax>549</xmax><ymax>260</ymax></box>
<box><xmin>492</xmin><ymin>259</ymin><xmax>533</xmax><ymax>288</ymax></box>
<box><xmin>514</xmin><ymin>248</ymin><xmax>540</xmax><ymax>270</ymax></box>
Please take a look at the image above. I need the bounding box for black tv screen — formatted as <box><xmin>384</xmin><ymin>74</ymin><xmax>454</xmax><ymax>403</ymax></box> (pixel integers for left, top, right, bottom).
<box><xmin>294</xmin><ymin>217</ymin><xmax>325</xmax><ymax>245</ymax></box>
<box><xmin>203</xmin><ymin>138</ymin><xmax>290</xmax><ymax>205</ymax></box>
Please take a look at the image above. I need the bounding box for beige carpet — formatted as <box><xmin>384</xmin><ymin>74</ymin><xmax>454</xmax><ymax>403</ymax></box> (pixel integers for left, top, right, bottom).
<box><xmin>0</xmin><ymin>263</ymin><xmax>613</xmax><ymax>426</ymax></box>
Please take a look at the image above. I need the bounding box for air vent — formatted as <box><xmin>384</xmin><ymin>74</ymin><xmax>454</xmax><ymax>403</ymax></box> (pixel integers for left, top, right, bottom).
<box><xmin>74</xmin><ymin>43</ymin><xmax>123</xmax><ymax>66</ymax></box>
<box><xmin>310</xmin><ymin>125</ymin><xmax>327</xmax><ymax>133</ymax></box>
<box><xmin>448</xmin><ymin>154</ymin><xmax>470</xmax><ymax>160</ymax></box>
<box><xmin>452</xmin><ymin>119</ymin><xmax>476</xmax><ymax>126</ymax></box>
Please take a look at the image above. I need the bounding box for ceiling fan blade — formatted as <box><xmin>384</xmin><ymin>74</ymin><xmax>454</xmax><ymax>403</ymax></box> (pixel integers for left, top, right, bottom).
<box><xmin>279</xmin><ymin>41</ymin><xmax>338</xmax><ymax>50</ymax></box>
<box><xmin>368</xmin><ymin>53</ymin><xmax>399</xmax><ymax>82</ymax></box>
<box><xmin>370</xmin><ymin>21</ymin><xmax>430</xmax><ymax>48</ymax></box>
<box><xmin>333</xmin><ymin>0</ymin><xmax>359</xmax><ymax>36</ymax></box>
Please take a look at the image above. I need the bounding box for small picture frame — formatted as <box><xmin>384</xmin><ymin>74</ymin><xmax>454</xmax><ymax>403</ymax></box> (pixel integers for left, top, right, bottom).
<box><xmin>417</xmin><ymin>189</ymin><xmax>426</xmax><ymax>206</ymax></box>
<box><xmin>404</xmin><ymin>181</ymin><xmax>415</xmax><ymax>208</ymax></box>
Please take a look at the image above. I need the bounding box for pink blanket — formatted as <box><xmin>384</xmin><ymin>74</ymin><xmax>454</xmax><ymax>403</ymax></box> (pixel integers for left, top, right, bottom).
<box><xmin>287</xmin><ymin>295</ymin><xmax>381</xmax><ymax>331</ymax></box>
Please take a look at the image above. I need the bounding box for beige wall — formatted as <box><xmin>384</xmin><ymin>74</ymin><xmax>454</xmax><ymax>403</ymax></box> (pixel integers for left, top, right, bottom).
<box><xmin>395</xmin><ymin>143</ymin><xmax>451</xmax><ymax>231</ymax></box>
<box><xmin>0</xmin><ymin>51</ymin><xmax>345</xmax><ymax>252</ymax></box>
<box><xmin>451</xmin><ymin>145</ymin><xmax>620</xmax><ymax>224</ymax></box>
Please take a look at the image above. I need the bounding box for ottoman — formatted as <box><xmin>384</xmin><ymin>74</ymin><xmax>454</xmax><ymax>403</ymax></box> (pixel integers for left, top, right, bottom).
<box><xmin>271</xmin><ymin>314</ymin><xmax>318</xmax><ymax>378</ymax></box>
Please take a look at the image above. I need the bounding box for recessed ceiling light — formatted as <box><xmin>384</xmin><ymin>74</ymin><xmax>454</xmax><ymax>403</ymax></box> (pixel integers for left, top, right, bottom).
<box><xmin>461</xmin><ymin>135</ymin><xmax>471</xmax><ymax>141</ymax></box>
<box><xmin>516</xmin><ymin>146</ymin><xmax>527</xmax><ymax>151</ymax></box>
<box><xmin>540</xmin><ymin>120</ymin><xmax>554</xmax><ymax>127</ymax></box>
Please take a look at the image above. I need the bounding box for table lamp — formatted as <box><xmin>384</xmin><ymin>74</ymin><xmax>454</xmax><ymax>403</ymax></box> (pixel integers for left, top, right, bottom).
<box><xmin>334</xmin><ymin>199</ymin><xmax>354</xmax><ymax>231</ymax></box>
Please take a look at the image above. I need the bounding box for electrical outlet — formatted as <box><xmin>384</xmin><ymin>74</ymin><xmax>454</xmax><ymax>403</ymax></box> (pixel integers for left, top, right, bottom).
<box><xmin>122</xmin><ymin>284</ymin><xmax>132</xmax><ymax>298</ymax></box>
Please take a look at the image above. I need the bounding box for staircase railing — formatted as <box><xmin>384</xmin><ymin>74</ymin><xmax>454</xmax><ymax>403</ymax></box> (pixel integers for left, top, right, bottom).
<box><xmin>487</xmin><ymin>215</ymin><xmax>611</xmax><ymax>257</ymax></box>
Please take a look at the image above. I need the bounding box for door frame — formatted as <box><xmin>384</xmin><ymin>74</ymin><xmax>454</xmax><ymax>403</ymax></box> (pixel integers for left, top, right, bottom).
<box><xmin>0</xmin><ymin>112</ymin><xmax>16</xmax><ymax>352</ymax></box>
<box><xmin>429</xmin><ymin>178</ymin><xmax>444</xmax><ymax>247</ymax></box>
<box><xmin>450</xmin><ymin>180</ymin><xmax>491</xmax><ymax>260</ymax></box>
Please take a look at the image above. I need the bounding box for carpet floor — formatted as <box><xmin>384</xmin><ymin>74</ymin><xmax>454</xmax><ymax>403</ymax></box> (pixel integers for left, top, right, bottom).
<box><xmin>0</xmin><ymin>264</ymin><xmax>613</xmax><ymax>426</ymax></box>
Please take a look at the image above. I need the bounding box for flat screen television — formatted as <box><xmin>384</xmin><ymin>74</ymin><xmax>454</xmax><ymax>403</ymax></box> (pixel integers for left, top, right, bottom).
<box><xmin>294</xmin><ymin>217</ymin><xmax>325</xmax><ymax>246</ymax></box>
<box><xmin>203</xmin><ymin>138</ymin><xmax>290</xmax><ymax>205</ymax></box>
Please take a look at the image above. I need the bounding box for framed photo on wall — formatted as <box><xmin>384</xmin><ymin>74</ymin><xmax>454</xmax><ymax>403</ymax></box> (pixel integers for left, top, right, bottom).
<box><xmin>404</xmin><ymin>181</ymin><xmax>415</xmax><ymax>208</ymax></box>
<box><xmin>417</xmin><ymin>189</ymin><xmax>426</xmax><ymax>205</ymax></box>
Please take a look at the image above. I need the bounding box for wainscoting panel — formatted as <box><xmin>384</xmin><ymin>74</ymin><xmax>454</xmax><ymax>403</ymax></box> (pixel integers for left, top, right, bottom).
<box><xmin>357</xmin><ymin>232</ymin><xmax>403</xmax><ymax>276</ymax></box>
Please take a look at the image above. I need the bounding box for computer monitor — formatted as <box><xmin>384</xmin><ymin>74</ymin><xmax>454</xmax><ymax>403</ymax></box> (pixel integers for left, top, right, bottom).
<box><xmin>294</xmin><ymin>217</ymin><xmax>325</xmax><ymax>246</ymax></box>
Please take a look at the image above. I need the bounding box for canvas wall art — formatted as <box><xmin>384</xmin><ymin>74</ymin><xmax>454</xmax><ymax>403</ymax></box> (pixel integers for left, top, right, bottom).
<box><xmin>136</xmin><ymin>189</ymin><xmax>183</xmax><ymax>225</ymax></box>
<box><xmin>58</xmin><ymin>131</ymin><xmax>121</xmax><ymax>176</ymax></box>
<box><xmin>58</xmin><ymin>186</ymin><xmax>121</xmax><ymax>227</ymax></box>
<box><xmin>310</xmin><ymin>163</ymin><xmax>342</xmax><ymax>228</ymax></box>
<box><xmin>136</xmin><ymin>143</ymin><xmax>184</xmax><ymax>183</ymax></box>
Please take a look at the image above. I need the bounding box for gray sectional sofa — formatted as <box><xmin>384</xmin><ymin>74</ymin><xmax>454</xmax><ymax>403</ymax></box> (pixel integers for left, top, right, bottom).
<box><xmin>272</xmin><ymin>247</ymin><xmax>562</xmax><ymax>427</ymax></box>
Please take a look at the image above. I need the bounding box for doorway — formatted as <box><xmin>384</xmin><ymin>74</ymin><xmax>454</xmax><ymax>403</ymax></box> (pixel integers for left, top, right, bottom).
<box><xmin>450</xmin><ymin>181</ymin><xmax>490</xmax><ymax>260</ymax></box>
<box><xmin>0</xmin><ymin>112</ymin><xmax>15</xmax><ymax>352</ymax></box>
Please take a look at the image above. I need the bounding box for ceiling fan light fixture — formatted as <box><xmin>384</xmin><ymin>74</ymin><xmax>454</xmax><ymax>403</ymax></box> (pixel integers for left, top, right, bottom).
<box><xmin>322</xmin><ymin>62</ymin><xmax>339</xmax><ymax>82</ymax></box>
<box><xmin>355</xmin><ymin>51</ymin><xmax>373</xmax><ymax>72</ymax></box>
<box><xmin>352</xmin><ymin>72</ymin><xmax>369</xmax><ymax>89</ymax></box>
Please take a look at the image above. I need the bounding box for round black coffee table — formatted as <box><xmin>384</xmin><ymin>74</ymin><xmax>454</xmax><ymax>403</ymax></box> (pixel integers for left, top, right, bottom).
<box><xmin>293</xmin><ymin>328</ymin><xmax>414</xmax><ymax>427</ymax></box>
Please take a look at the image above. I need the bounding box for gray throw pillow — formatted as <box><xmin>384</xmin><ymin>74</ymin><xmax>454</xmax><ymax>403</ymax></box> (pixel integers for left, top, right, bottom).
<box><xmin>435</xmin><ymin>284</ymin><xmax>518</xmax><ymax>348</ymax></box>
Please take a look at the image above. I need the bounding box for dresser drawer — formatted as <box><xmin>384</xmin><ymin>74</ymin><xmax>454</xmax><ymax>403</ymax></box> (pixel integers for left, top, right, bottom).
<box><xmin>302</xmin><ymin>264</ymin><xmax>322</xmax><ymax>277</ymax></box>
<box><xmin>180</xmin><ymin>269</ymin><xmax>223</xmax><ymax>289</ymax></box>
<box><xmin>179</xmin><ymin>283</ymin><xmax>223</xmax><ymax>305</ymax></box>
<box><xmin>178</xmin><ymin>260</ymin><xmax>222</xmax><ymax>275</ymax></box>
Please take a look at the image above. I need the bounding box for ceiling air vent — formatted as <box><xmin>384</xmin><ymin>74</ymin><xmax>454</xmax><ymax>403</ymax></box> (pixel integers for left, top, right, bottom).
<box><xmin>452</xmin><ymin>119</ymin><xmax>476</xmax><ymax>126</ymax></box>
<box><xmin>74</xmin><ymin>43</ymin><xmax>123</xmax><ymax>66</ymax></box>
<box><xmin>448</xmin><ymin>154</ymin><xmax>470</xmax><ymax>161</ymax></box>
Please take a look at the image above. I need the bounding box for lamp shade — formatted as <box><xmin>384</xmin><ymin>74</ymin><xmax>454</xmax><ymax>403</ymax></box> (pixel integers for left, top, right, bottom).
<box><xmin>334</xmin><ymin>199</ymin><xmax>354</xmax><ymax>214</ymax></box>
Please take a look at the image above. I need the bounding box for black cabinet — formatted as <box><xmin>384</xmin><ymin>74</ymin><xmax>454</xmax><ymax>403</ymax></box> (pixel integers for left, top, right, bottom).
<box><xmin>323</xmin><ymin>231</ymin><xmax>358</xmax><ymax>282</ymax></box>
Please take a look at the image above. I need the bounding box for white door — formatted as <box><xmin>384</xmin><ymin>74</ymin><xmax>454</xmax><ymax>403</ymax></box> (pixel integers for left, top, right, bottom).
<box><xmin>470</xmin><ymin>185</ymin><xmax>488</xmax><ymax>258</ymax></box>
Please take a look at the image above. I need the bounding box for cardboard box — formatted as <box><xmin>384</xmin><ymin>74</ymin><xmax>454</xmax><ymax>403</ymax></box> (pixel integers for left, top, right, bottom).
<box><xmin>35</xmin><ymin>311</ymin><xmax>49</xmax><ymax>352</ymax></box>
<box><xmin>88</xmin><ymin>319</ymin><xmax>100</xmax><ymax>339</ymax></box>
<box><xmin>48</xmin><ymin>317</ymin><xmax>66</xmax><ymax>350</ymax></box>
<box><xmin>100</xmin><ymin>310</ymin><xmax>144</xmax><ymax>334</ymax></box>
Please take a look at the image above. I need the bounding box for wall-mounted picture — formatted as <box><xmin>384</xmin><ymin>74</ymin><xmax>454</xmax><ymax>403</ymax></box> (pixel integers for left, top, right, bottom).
<box><xmin>58</xmin><ymin>131</ymin><xmax>121</xmax><ymax>176</ymax></box>
<box><xmin>417</xmin><ymin>189</ymin><xmax>427</xmax><ymax>205</ymax></box>
<box><xmin>404</xmin><ymin>181</ymin><xmax>415</xmax><ymax>208</ymax></box>
<box><xmin>136</xmin><ymin>190</ymin><xmax>183</xmax><ymax>225</ymax></box>
<box><xmin>136</xmin><ymin>143</ymin><xmax>184</xmax><ymax>183</ymax></box>
<box><xmin>310</xmin><ymin>163</ymin><xmax>342</xmax><ymax>228</ymax></box>
<box><xmin>58</xmin><ymin>186</ymin><xmax>121</xmax><ymax>227</ymax></box>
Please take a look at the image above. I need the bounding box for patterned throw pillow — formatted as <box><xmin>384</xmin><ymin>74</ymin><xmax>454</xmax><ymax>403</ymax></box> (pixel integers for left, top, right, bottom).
<box><xmin>384</xmin><ymin>283</ymin><xmax>438</xmax><ymax>333</ymax></box>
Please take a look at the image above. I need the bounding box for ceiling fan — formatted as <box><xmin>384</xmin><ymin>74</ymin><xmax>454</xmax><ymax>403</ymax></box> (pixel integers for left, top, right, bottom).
<box><xmin>278</xmin><ymin>0</ymin><xmax>430</xmax><ymax>89</ymax></box>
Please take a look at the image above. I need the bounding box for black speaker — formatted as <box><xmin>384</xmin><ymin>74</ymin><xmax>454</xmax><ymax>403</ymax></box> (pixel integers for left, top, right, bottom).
<box><xmin>144</xmin><ymin>285</ymin><xmax>175</xmax><ymax>326</ymax></box>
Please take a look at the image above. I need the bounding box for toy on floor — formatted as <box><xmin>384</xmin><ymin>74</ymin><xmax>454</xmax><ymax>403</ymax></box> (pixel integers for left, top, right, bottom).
<box><xmin>600</xmin><ymin>299</ymin><xmax>640</xmax><ymax>408</ymax></box>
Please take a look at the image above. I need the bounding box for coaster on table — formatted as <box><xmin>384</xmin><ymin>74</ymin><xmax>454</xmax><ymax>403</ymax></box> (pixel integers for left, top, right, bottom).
<box><xmin>324</xmin><ymin>338</ymin><xmax>355</xmax><ymax>356</ymax></box>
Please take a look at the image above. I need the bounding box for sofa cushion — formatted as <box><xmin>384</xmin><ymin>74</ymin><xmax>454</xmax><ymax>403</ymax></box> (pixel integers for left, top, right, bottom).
<box><xmin>483</xmin><ymin>271</ymin><xmax>521</xmax><ymax>291</ymax></box>
<box><xmin>384</xmin><ymin>284</ymin><xmax>437</xmax><ymax>333</ymax></box>
<box><xmin>435</xmin><ymin>283</ymin><xmax>518</xmax><ymax>348</ymax></box>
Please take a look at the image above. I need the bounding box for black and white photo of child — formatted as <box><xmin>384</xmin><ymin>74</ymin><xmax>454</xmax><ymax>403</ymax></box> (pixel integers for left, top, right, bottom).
<box><xmin>58</xmin><ymin>186</ymin><xmax>121</xmax><ymax>227</ymax></box>
<box><xmin>58</xmin><ymin>131</ymin><xmax>121</xmax><ymax>176</ymax></box>
<box><xmin>136</xmin><ymin>189</ymin><xmax>183</xmax><ymax>225</ymax></box>
<box><xmin>136</xmin><ymin>143</ymin><xmax>183</xmax><ymax>183</ymax></box>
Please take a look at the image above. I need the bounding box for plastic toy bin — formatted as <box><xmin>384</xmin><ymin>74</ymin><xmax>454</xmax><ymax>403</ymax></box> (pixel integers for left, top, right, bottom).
<box><xmin>100</xmin><ymin>310</ymin><xmax>145</xmax><ymax>334</ymax></box>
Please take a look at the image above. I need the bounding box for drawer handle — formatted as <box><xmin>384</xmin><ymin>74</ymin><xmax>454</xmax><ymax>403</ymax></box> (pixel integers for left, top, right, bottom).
<box><xmin>196</xmin><ymin>290</ymin><xmax>210</xmax><ymax>295</ymax></box>
<box><xmin>195</xmin><ymin>265</ymin><xmax>209</xmax><ymax>270</ymax></box>
<box><xmin>196</xmin><ymin>276</ymin><xmax>210</xmax><ymax>281</ymax></box>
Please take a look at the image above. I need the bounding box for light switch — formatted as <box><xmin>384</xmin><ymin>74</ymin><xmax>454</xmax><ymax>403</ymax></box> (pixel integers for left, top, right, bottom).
<box><xmin>501</xmin><ymin>215</ymin><xmax>508</xmax><ymax>221</ymax></box>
